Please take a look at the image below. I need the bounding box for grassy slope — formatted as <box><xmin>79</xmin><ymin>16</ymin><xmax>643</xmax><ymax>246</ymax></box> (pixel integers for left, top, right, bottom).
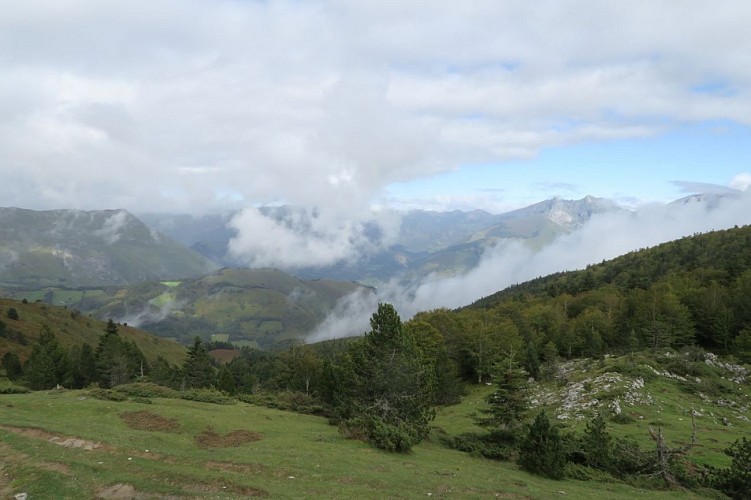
<box><xmin>0</xmin><ymin>298</ymin><xmax>185</xmax><ymax>366</ymax></box>
<box><xmin>0</xmin><ymin>389</ymin><xmax>711</xmax><ymax>499</ymax></box>
<box><xmin>4</xmin><ymin>269</ymin><xmax>368</xmax><ymax>348</ymax></box>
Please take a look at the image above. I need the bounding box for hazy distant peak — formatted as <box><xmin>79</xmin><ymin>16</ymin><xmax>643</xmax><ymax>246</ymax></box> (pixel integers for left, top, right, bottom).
<box><xmin>669</xmin><ymin>192</ymin><xmax>741</xmax><ymax>209</ymax></box>
<box><xmin>500</xmin><ymin>195</ymin><xmax>621</xmax><ymax>227</ymax></box>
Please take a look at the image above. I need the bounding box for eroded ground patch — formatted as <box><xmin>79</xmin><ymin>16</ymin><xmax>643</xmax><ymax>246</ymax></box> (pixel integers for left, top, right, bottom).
<box><xmin>195</xmin><ymin>429</ymin><xmax>262</xmax><ymax>449</ymax></box>
<box><xmin>120</xmin><ymin>410</ymin><xmax>179</xmax><ymax>432</ymax></box>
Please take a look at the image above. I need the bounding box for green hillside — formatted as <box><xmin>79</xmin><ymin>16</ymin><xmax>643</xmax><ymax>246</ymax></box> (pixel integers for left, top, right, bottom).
<box><xmin>5</xmin><ymin>268</ymin><xmax>371</xmax><ymax>348</ymax></box>
<box><xmin>471</xmin><ymin>224</ymin><xmax>751</xmax><ymax>309</ymax></box>
<box><xmin>0</xmin><ymin>298</ymin><xmax>185</xmax><ymax>366</ymax></box>
<box><xmin>0</xmin><ymin>207</ymin><xmax>216</xmax><ymax>288</ymax></box>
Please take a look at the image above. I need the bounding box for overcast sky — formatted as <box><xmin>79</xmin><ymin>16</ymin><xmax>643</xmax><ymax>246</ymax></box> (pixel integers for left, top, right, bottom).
<box><xmin>2</xmin><ymin>1</ymin><xmax>751</xmax><ymax>217</ymax></box>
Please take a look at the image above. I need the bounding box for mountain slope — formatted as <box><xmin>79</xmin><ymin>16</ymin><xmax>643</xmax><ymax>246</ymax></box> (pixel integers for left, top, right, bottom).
<box><xmin>470</xmin><ymin>223</ymin><xmax>751</xmax><ymax>310</ymax></box>
<box><xmin>0</xmin><ymin>297</ymin><xmax>185</xmax><ymax>365</ymax></box>
<box><xmin>0</xmin><ymin>208</ymin><xmax>216</xmax><ymax>287</ymax></box>
<box><xmin>6</xmin><ymin>268</ymin><xmax>373</xmax><ymax>348</ymax></box>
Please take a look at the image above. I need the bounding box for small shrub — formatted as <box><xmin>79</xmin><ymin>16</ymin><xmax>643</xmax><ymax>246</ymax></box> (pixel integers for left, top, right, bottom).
<box><xmin>445</xmin><ymin>432</ymin><xmax>515</xmax><ymax>460</ymax></box>
<box><xmin>339</xmin><ymin>416</ymin><xmax>420</xmax><ymax>453</ymax></box>
<box><xmin>609</xmin><ymin>361</ymin><xmax>658</xmax><ymax>381</ymax></box>
<box><xmin>87</xmin><ymin>388</ymin><xmax>128</xmax><ymax>402</ymax></box>
<box><xmin>114</xmin><ymin>382</ymin><xmax>178</xmax><ymax>399</ymax></box>
<box><xmin>273</xmin><ymin>391</ymin><xmax>325</xmax><ymax>415</ymax></box>
<box><xmin>180</xmin><ymin>388</ymin><xmax>236</xmax><ymax>405</ymax></box>
<box><xmin>6</xmin><ymin>308</ymin><xmax>19</xmax><ymax>320</ymax></box>
<box><xmin>131</xmin><ymin>397</ymin><xmax>153</xmax><ymax>404</ymax></box>
<box><xmin>565</xmin><ymin>463</ymin><xmax>616</xmax><ymax>482</ymax></box>
<box><xmin>610</xmin><ymin>413</ymin><xmax>635</xmax><ymax>424</ymax></box>
<box><xmin>0</xmin><ymin>382</ymin><xmax>30</xmax><ymax>394</ymax></box>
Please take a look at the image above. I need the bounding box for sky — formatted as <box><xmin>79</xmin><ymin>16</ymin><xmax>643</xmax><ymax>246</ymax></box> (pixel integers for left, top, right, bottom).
<box><xmin>2</xmin><ymin>1</ymin><xmax>751</xmax><ymax>216</ymax></box>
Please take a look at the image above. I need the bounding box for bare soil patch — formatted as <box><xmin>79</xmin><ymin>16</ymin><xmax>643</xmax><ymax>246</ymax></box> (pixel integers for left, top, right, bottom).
<box><xmin>96</xmin><ymin>483</ymin><xmax>152</xmax><ymax>499</ymax></box>
<box><xmin>195</xmin><ymin>428</ymin><xmax>262</xmax><ymax>449</ymax></box>
<box><xmin>185</xmin><ymin>479</ymin><xmax>268</xmax><ymax>497</ymax></box>
<box><xmin>0</xmin><ymin>424</ymin><xmax>108</xmax><ymax>451</ymax></box>
<box><xmin>120</xmin><ymin>410</ymin><xmax>179</xmax><ymax>432</ymax></box>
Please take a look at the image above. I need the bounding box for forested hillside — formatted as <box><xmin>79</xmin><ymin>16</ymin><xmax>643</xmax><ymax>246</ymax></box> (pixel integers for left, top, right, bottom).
<box><xmin>429</xmin><ymin>225</ymin><xmax>751</xmax><ymax>371</ymax></box>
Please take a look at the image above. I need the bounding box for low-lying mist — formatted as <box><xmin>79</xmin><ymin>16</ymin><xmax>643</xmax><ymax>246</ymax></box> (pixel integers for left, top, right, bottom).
<box><xmin>308</xmin><ymin>191</ymin><xmax>751</xmax><ymax>342</ymax></box>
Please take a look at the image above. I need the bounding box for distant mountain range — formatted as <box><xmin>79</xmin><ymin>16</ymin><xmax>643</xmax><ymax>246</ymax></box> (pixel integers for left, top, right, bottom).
<box><xmin>140</xmin><ymin>195</ymin><xmax>623</xmax><ymax>284</ymax></box>
<box><xmin>0</xmin><ymin>193</ymin><xmax>738</xmax><ymax>347</ymax></box>
<box><xmin>0</xmin><ymin>207</ymin><xmax>216</xmax><ymax>288</ymax></box>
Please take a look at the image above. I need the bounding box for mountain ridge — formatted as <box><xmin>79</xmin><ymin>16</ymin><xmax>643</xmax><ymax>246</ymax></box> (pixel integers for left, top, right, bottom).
<box><xmin>0</xmin><ymin>207</ymin><xmax>216</xmax><ymax>288</ymax></box>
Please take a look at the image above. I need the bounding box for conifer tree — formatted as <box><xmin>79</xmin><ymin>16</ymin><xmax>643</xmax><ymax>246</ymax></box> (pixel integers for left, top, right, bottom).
<box><xmin>95</xmin><ymin>321</ymin><xmax>146</xmax><ymax>387</ymax></box>
<box><xmin>582</xmin><ymin>413</ymin><xmax>612</xmax><ymax>470</ymax></box>
<box><xmin>478</xmin><ymin>356</ymin><xmax>528</xmax><ymax>436</ymax></box>
<box><xmin>337</xmin><ymin>303</ymin><xmax>435</xmax><ymax>452</ymax></box>
<box><xmin>182</xmin><ymin>337</ymin><xmax>215</xmax><ymax>389</ymax></box>
<box><xmin>24</xmin><ymin>326</ymin><xmax>69</xmax><ymax>390</ymax></box>
<box><xmin>216</xmin><ymin>364</ymin><xmax>236</xmax><ymax>394</ymax></box>
<box><xmin>518</xmin><ymin>410</ymin><xmax>566</xmax><ymax>480</ymax></box>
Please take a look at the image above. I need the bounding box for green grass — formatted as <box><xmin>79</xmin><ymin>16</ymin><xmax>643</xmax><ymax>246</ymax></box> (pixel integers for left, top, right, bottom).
<box><xmin>0</xmin><ymin>389</ymin><xmax>714</xmax><ymax>499</ymax></box>
<box><xmin>160</xmin><ymin>281</ymin><xmax>181</xmax><ymax>288</ymax></box>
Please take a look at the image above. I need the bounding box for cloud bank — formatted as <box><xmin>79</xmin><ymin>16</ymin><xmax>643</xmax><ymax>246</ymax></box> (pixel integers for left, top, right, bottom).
<box><xmin>2</xmin><ymin>1</ymin><xmax>751</xmax><ymax>217</ymax></box>
<box><xmin>309</xmin><ymin>190</ymin><xmax>751</xmax><ymax>341</ymax></box>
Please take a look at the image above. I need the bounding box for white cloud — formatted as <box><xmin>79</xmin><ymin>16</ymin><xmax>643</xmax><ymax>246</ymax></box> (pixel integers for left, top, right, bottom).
<box><xmin>227</xmin><ymin>206</ymin><xmax>400</xmax><ymax>268</ymax></box>
<box><xmin>730</xmin><ymin>173</ymin><xmax>751</xmax><ymax>191</ymax></box>
<box><xmin>310</xmin><ymin>190</ymin><xmax>751</xmax><ymax>341</ymax></box>
<box><xmin>1</xmin><ymin>1</ymin><xmax>751</xmax><ymax>216</ymax></box>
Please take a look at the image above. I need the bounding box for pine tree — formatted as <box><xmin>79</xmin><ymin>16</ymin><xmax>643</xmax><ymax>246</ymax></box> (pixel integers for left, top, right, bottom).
<box><xmin>69</xmin><ymin>342</ymin><xmax>97</xmax><ymax>388</ymax></box>
<box><xmin>95</xmin><ymin>322</ymin><xmax>146</xmax><ymax>388</ymax></box>
<box><xmin>216</xmin><ymin>364</ymin><xmax>236</xmax><ymax>394</ymax></box>
<box><xmin>708</xmin><ymin>437</ymin><xmax>751</xmax><ymax>499</ymax></box>
<box><xmin>478</xmin><ymin>357</ymin><xmax>528</xmax><ymax>435</ymax></box>
<box><xmin>24</xmin><ymin>326</ymin><xmax>69</xmax><ymax>390</ymax></box>
<box><xmin>182</xmin><ymin>337</ymin><xmax>215</xmax><ymax>389</ymax></box>
<box><xmin>582</xmin><ymin>413</ymin><xmax>612</xmax><ymax>470</ymax></box>
<box><xmin>518</xmin><ymin>409</ymin><xmax>566</xmax><ymax>480</ymax></box>
<box><xmin>337</xmin><ymin>303</ymin><xmax>435</xmax><ymax>452</ymax></box>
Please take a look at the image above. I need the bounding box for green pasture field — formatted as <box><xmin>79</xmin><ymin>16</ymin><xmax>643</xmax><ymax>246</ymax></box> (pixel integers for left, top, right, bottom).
<box><xmin>0</xmin><ymin>387</ymin><xmax>719</xmax><ymax>499</ymax></box>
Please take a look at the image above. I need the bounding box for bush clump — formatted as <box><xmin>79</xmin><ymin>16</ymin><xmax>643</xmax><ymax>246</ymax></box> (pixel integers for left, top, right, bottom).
<box><xmin>0</xmin><ymin>382</ymin><xmax>30</xmax><ymax>394</ymax></box>
<box><xmin>114</xmin><ymin>382</ymin><xmax>178</xmax><ymax>399</ymax></box>
<box><xmin>445</xmin><ymin>431</ymin><xmax>516</xmax><ymax>460</ymax></box>
<box><xmin>87</xmin><ymin>388</ymin><xmax>128</xmax><ymax>402</ymax></box>
<box><xmin>180</xmin><ymin>388</ymin><xmax>236</xmax><ymax>405</ymax></box>
<box><xmin>339</xmin><ymin>415</ymin><xmax>420</xmax><ymax>453</ymax></box>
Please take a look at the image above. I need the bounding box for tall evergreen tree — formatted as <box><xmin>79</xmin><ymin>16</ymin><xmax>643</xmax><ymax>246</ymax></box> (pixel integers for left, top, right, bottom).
<box><xmin>478</xmin><ymin>356</ymin><xmax>528</xmax><ymax>435</ymax></box>
<box><xmin>69</xmin><ymin>342</ymin><xmax>97</xmax><ymax>388</ymax></box>
<box><xmin>337</xmin><ymin>303</ymin><xmax>435</xmax><ymax>452</ymax></box>
<box><xmin>95</xmin><ymin>321</ymin><xmax>146</xmax><ymax>388</ymax></box>
<box><xmin>216</xmin><ymin>363</ymin><xmax>236</xmax><ymax>394</ymax></box>
<box><xmin>182</xmin><ymin>337</ymin><xmax>215</xmax><ymax>389</ymax></box>
<box><xmin>582</xmin><ymin>413</ymin><xmax>613</xmax><ymax>470</ymax></box>
<box><xmin>24</xmin><ymin>326</ymin><xmax>69</xmax><ymax>390</ymax></box>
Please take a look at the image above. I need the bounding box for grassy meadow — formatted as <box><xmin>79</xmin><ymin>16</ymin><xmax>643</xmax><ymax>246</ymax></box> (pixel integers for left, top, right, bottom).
<box><xmin>0</xmin><ymin>382</ymin><xmax>729</xmax><ymax>499</ymax></box>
